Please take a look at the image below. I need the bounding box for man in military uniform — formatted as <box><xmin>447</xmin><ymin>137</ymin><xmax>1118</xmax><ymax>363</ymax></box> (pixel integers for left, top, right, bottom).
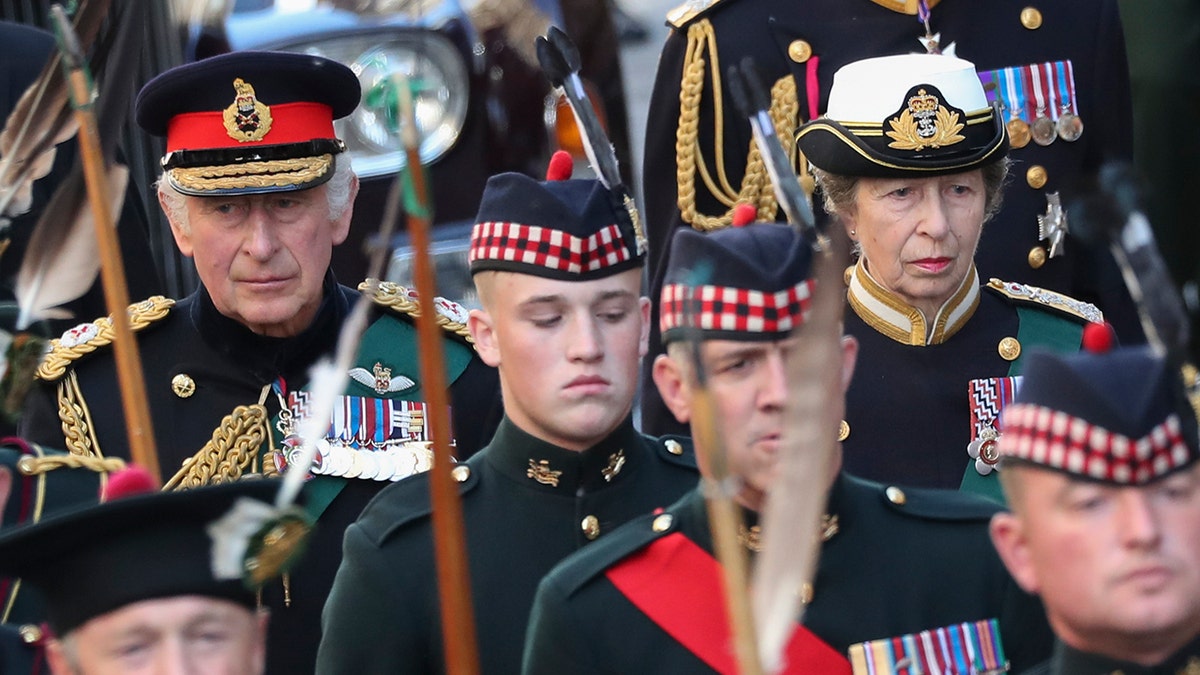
<box><xmin>0</xmin><ymin>440</ymin><xmax>123</xmax><ymax>674</ymax></box>
<box><xmin>317</xmin><ymin>157</ymin><xmax>698</xmax><ymax>673</ymax></box>
<box><xmin>0</xmin><ymin>471</ymin><xmax>303</xmax><ymax>674</ymax></box>
<box><xmin>990</xmin><ymin>347</ymin><xmax>1200</xmax><ymax>674</ymax></box>
<box><xmin>523</xmin><ymin>222</ymin><xmax>1052</xmax><ymax>673</ymax></box>
<box><xmin>19</xmin><ymin>51</ymin><xmax>501</xmax><ymax>674</ymax></box>
<box><xmin>640</xmin><ymin>0</ymin><xmax>1141</xmax><ymax>437</ymax></box>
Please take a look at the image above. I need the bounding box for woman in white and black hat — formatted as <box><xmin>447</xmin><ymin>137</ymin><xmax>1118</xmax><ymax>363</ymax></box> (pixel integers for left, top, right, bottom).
<box><xmin>798</xmin><ymin>54</ymin><xmax>1103</xmax><ymax>500</ymax></box>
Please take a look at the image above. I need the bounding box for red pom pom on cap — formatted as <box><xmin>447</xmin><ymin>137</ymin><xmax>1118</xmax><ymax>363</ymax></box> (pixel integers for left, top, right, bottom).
<box><xmin>545</xmin><ymin>150</ymin><xmax>574</xmax><ymax>181</ymax></box>
<box><xmin>731</xmin><ymin>203</ymin><xmax>757</xmax><ymax>227</ymax></box>
<box><xmin>1081</xmin><ymin>321</ymin><xmax>1116</xmax><ymax>354</ymax></box>
<box><xmin>101</xmin><ymin>465</ymin><xmax>159</xmax><ymax>502</ymax></box>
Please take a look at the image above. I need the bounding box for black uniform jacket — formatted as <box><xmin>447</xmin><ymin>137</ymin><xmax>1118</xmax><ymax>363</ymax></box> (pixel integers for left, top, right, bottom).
<box><xmin>522</xmin><ymin>473</ymin><xmax>1053</xmax><ymax>673</ymax></box>
<box><xmin>843</xmin><ymin>264</ymin><xmax>1096</xmax><ymax>496</ymax></box>
<box><xmin>316</xmin><ymin>419</ymin><xmax>698</xmax><ymax>674</ymax></box>
<box><xmin>20</xmin><ymin>276</ymin><xmax>502</xmax><ymax>675</ymax></box>
<box><xmin>1025</xmin><ymin>635</ymin><xmax>1200</xmax><ymax>675</ymax></box>
<box><xmin>639</xmin><ymin>0</ymin><xmax>1140</xmax><ymax>437</ymax></box>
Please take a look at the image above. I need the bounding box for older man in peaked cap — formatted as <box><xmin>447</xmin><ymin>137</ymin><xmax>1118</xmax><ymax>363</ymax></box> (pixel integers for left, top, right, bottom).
<box><xmin>21</xmin><ymin>51</ymin><xmax>500</xmax><ymax>674</ymax></box>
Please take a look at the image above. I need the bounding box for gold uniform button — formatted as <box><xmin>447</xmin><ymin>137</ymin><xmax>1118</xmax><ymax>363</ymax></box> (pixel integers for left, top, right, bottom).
<box><xmin>1020</xmin><ymin>7</ymin><xmax>1043</xmax><ymax>29</ymax></box>
<box><xmin>998</xmin><ymin>336</ymin><xmax>1022</xmax><ymax>361</ymax></box>
<box><xmin>581</xmin><ymin>515</ymin><xmax>601</xmax><ymax>540</ymax></box>
<box><xmin>451</xmin><ymin>465</ymin><xmax>471</xmax><ymax>483</ymax></box>
<box><xmin>171</xmin><ymin>373</ymin><xmax>196</xmax><ymax>398</ymax></box>
<box><xmin>652</xmin><ymin>514</ymin><xmax>674</xmax><ymax>532</ymax></box>
<box><xmin>885</xmin><ymin>486</ymin><xmax>906</xmax><ymax>505</ymax></box>
<box><xmin>16</xmin><ymin>456</ymin><xmax>37</xmax><ymax>476</ymax></box>
<box><xmin>1026</xmin><ymin>165</ymin><xmax>1048</xmax><ymax>189</ymax></box>
<box><xmin>1028</xmin><ymin>246</ymin><xmax>1047</xmax><ymax>269</ymax></box>
<box><xmin>665</xmin><ymin>439</ymin><xmax>684</xmax><ymax>456</ymax></box>
<box><xmin>18</xmin><ymin>624</ymin><xmax>42</xmax><ymax>644</ymax></box>
<box><xmin>837</xmin><ymin>420</ymin><xmax>850</xmax><ymax>442</ymax></box>
<box><xmin>843</xmin><ymin>265</ymin><xmax>854</xmax><ymax>287</ymax></box>
<box><xmin>788</xmin><ymin>39</ymin><xmax>813</xmax><ymax>63</ymax></box>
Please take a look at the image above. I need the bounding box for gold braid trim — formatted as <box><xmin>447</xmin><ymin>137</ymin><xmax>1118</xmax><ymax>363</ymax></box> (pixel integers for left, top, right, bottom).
<box><xmin>37</xmin><ymin>296</ymin><xmax>175</xmax><ymax>382</ymax></box>
<box><xmin>168</xmin><ymin>155</ymin><xmax>334</xmax><ymax>192</ymax></box>
<box><xmin>1184</xmin><ymin>363</ymin><xmax>1200</xmax><ymax>423</ymax></box>
<box><xmin>360</xmin><ymin>279</ymin><xmax>474</xmax><ymax>343</ymax></box>
<box><xmin>56</xmin><ymin>372</ymin><xmax>103</xmax><ymax>458</ymax></box>
<box><xmin>17</xmin><ymin>453</ymin><xmax>125</xmax><ymax>476</ymax></box>
<box><xmin>675</xmin><ymin>19</ymin><xmax>800</xmax><ymax>231</ymax></box>
<box><xmin>164</xmin><ymin>404</ymin><xmax>271</xmax><ymax>491</ymax></box>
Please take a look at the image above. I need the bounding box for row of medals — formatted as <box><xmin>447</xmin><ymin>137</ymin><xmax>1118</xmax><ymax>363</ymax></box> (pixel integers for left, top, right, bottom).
<box><xmin>1005</xmin><ymin>104</ymin><xmax>1083</xmax><ymax>149</ymax></box>
<box><xmin>299</xmin><ymin>437</ymin><xmax>436</xmax><ymax>481</ymax></box>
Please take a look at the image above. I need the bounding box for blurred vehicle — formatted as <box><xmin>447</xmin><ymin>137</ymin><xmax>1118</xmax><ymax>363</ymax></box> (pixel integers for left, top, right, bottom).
<box><xmin>200</xmin><ymin>0</ymin><xmax>631</xmax><ymax>305</ymax></box>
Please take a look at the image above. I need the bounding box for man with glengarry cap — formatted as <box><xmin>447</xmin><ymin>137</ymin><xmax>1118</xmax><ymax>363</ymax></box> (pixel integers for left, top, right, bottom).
<box><xmin>990</xmin><ymin>346</ymin><xmax>1200</xmax><ymax>674</ymax></box>
<box><xmin>19</xmin><ymin>50</ymin><xmax>500</xmax><ymax>674</ymax></box>
<box><xmin>0</xmin><ymin>472</ymin><xmax>299</xmax><ymax>675</ymax></box>
<box><xmin>523</xmin><ymin>219</ymin><xmax>1053</xmax><ymax>673</ymax></box>
<box><xmin>318</xmin><ymin>154</ymin><xmax>699</xmax><ymax>674</ymax></box>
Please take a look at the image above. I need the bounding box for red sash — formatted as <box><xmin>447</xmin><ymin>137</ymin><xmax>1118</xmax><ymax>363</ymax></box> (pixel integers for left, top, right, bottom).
<box><xmin>606</xmin><ymin>531</ymin><xmax>852</xmax><ymax>675</ymax></box>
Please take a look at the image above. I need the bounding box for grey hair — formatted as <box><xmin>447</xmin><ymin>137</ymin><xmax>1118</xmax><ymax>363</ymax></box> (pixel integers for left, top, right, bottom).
<box><xmin>156</xmin><ymin>158</ymin><xmax>356</xmax><ymax>229</ymax></box>
<box><xmin>811</xmin><ymin>157</ymin><xmax>1012</xmax><ymax>223</ymax></box>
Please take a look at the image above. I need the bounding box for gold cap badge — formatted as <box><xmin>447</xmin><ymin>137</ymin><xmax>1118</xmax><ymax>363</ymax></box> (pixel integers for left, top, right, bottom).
<box><xmin>223</xmin><ymin>78</ymin><xmax>273</xmax><ymax>143</ymax></box>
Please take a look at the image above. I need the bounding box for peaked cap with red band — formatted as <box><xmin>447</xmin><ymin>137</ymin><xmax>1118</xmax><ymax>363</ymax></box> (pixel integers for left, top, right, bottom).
<box><xmin>661</xmin><ymin>223</ymin><xmax>816</xmax><ymax>344</ymax></box>
<box><xmin>135</xmin><ymin>51</ymin><xmax>360</xmax><ymax>196</ymax></box>
<box><xmin>998</xmin><ymin>347</ymin><xmax>1200</xmax><ymax>485</ymax></box>
<box><xmin>469</xmin><ymin>170</ymin><xmax>643</xmax><ymax>281</ymax></box>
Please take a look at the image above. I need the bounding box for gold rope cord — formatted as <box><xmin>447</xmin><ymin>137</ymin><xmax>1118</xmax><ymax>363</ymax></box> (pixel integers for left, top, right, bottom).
<box><xmin>676</xmin><ymin>20</ymin><xmax>801</xmax><ymax>231</ymax></box>
<box><xmin>164</xmin><ymin>404</ymin><xmax>271</xmax><ymax>490</ymax></box>
<box><xmin>360</xmin><ymin>280</ymin><xmax>474</xmax><ymax>343</ymax></box>
<box><xmin>169</xmin><ymin>155</ymin><xmax>334</xmax><ymax>192</ymax></box>
<box><xmin>56</xmin><ymin>372</ymin><xmax>103</xmax><ymax>458</ymax></box>
<box><xmin>16</xmin><ymin>453</ymin><xmax>125</xmax><ymax>476</ymax></box>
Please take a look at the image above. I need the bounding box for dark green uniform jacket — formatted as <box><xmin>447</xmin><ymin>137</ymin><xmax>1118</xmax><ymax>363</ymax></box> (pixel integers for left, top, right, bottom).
<box><xmin>317</xmin><ymin>418</ymin><xmax>698</xmax><ymax>674</ymax></box>
<box><xmin>639</xmin><ymin>0</ymin><xmax>1141</xmax><ymax>439</ymax></box>
<box><xmin>20</xmin><ymin>275</ymin><xmax>502</xmax><ymax>675</ymax></box>
<box><xmin>1025</xmin><ymin>635</ymin><xmax>1200</xmax><ymax>675</ymax></box>
<box><xmin>843</xmin><ymin>266</ymin><xmax>1097</xmax><ymax>499</ymax></box>
<box><xmin>523</xmin><ymin>473</ymin><xmax>1053</xmax><ymax>673</ymax></box>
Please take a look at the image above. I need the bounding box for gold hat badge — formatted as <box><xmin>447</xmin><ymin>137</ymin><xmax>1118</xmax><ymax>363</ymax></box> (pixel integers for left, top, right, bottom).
<box><xmin>223</xmin><ymin>77</ymin><xmax>273</xmax><ymax>143</ymax></box>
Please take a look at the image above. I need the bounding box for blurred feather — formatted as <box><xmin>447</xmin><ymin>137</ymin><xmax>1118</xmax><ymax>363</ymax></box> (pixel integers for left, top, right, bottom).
<box><xmin>752</xmin><ymin>228</ymin><xmax>849</xmax><ymax>673</ymax></box>
<box><xmin>15</xmin><ymin>165</ymin><xmax>127</xmax><ymax>328</ymax></box>
<box><xmin>11</xmin><ymin>0</ymin><xmax>148</xmax><ymax>327</ymax></box>
<box><xmin>0</xmin><ymin>0</ymin><xmax>114</xmax><ymax>220</ymax></box>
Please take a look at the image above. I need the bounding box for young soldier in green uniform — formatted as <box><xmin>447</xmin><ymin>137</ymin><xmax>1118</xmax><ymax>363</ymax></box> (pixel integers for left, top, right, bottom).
<box><xmin>19</xmin><ymin>51</ymin><xmax>500</xmax><ymax>674</ymax></box>
<box><xmin>0</xmin><ymin>473</ymin><xmax>303</xmax><ymax>675</ymax></box>
<box><xmin>317</xmin><ymin>158</ymin><xmax>698</xmax><ymax>673</ymax></box>
<box><xmin>797</xmin><ymin>53</ymin><xmax>1103</xmax><ymax>500</ymax></box>
<box><xmin>638</xmin><ymin>0</ymin><xmax>1142</xmax><ymax>439</ymax></box>
<box><xmin>990</xmin><ymin>347</ymin><xmax>1200</xmax><ymax>674</ymax></box>
<box><xmin>522</xmin><ymin>222</ymin><xmax>1052</xmax><ymax>673</ymax></box>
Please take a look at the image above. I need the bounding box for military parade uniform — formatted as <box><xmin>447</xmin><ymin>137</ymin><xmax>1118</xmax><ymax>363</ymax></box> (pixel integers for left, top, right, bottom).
<box><xmin>523</xmin><ymin>473</ymin><xmax>1052</xmax><ymax>673</ymax></box>
<box><xmin>0</xmin><ymin>441</ymin><xmax>121</xmax><ymax>674</ymax></box>
<box><xmin>19</xmin><ymin>278</ymin><xmax>499</xmax><ymax>674</ymax></box>
<box><xmin>842</xmin><ymin>263</ymin><xmax>1100</xmax><ymax>499</ymax></box>
<box><xmin>317</xmin><ymin>418</ymin><xmax>698</xmax><ymax>673</ymax></box>
<box><xmin>639</xmin><ymin>0</ymin><xmax>1141</xmax><ymax>437</ymax></box>
<box><xmin>1024</xmin><ymin>636</ymin><xmax>1200</xmax><ymax>675</ymax></box>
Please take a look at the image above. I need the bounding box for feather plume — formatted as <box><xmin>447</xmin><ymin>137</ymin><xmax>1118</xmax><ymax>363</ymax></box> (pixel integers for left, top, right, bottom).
<box><xmin>752</xmin><ymin>229</ymin><xmax>850</xmax><ymax>673</ymax></box>
<box><xmin>0</xmin><ymin>0</ymin><xmax>114</xmax><ymax>220</ymax></box>
<box><xmin>10</xmin><ymin>0</ymin><xmax>149</xmax><ymax>327</ymax></box>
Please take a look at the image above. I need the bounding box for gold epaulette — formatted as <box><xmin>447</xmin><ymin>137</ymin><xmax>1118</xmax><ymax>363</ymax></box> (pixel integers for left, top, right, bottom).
<box><xmin>674</xmin><ymin>17</ymin><xmax>804</xmax><ymax>231</ymax></box>
<box><xmin>666</xmin><ymin>0</ymin><xmax>730</xmax><ymax>28</ymax></box>
<box><xmin>359</xmin><ymin>280</ymin><xmax>473</xmax><ymax>343</ymax></box>
<box><xmin>35</xmin><ymin>296</ymin><xmax>176</xmax><ymax>382</ymax></box>
<box><xmin>985</xmin><ymin>278</ymin><xmax>1104</xmax><ymax>324</ymax></box>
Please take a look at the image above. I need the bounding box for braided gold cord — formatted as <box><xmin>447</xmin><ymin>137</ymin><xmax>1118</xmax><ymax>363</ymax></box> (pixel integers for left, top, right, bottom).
<box><xmin>169</xmin><ymin>155</ymin><xmax>333</xmax><ymax>192</ymax></box>
<box><xmin>17</xmin><ymin>453</ymin><xmax>125</xmax><ymax>476</ymax></box>
<box><xmin>37</xmin><ymin>297</ymin><xmax>175</xmax><ymax>381</ymax></box>
<box><xmin>360</xmin><ymin>280</ymin><xmax>474</xmax><ymax>343</ymax></box>
<box><xmin>56</xmin><ymin>373</ymin><xmax>101</xmax><ymax>458</ymax></box>
<box><xmin>675</xmin><ymin>19</ymin><xmax>800</xmax><ymax>231</ymax></box>
<box><xmin>164</xmin><ymin>405</ymin><xmax>270</xmax><ymax>491</ymax></box>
